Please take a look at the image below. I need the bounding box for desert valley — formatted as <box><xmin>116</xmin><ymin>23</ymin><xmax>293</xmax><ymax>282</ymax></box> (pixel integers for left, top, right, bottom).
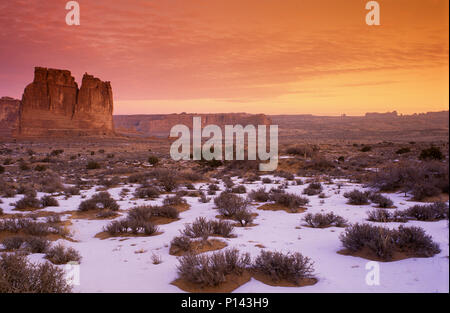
<box><xmin>0</xmin><ymin>67</ymin><xmax>448</xmax><ymax>293</ymax></box>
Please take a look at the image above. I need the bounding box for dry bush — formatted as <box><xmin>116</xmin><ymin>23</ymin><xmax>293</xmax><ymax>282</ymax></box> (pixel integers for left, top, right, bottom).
<box><xmin>170</xmin><ymin>235</ymin><xmax>192</xmax><ymax>253</ymax></box>
<box><xmin>302</xmin><ymin>156</ymin><xmax>335</xmax><ymax>171</ymax></box>
<box><xmin>134</xmin><ymin>186</ymin><xmax>160</xmax><ymax>199</ymax></box>
<box><xmin>368</xmin><ymin>193</ymin><xmax>393</xmax><ymax>208</ymax></box>
<box><xmin>163</xmin><ymin>194</ymin><xmax>186</xmax><ymax>206</ymax></box>
<box><xmin>343</xmin><ymin>189</ymin><xmax>370</xmax><ymax>205</ymax></box>
<box><xmin>367</xmin><ymin>209</ymin><xmax>407</xmax><ymax>223</ymax></box>
<box><xmin>274</xmin><ymin>171</ymin><xmax>295</xmax><ymax>180</ymax></box>
<box><xmin>402</xmin><ymin>202</ymin><xmax>449</xmax><ymax>221</ymax></box>
<box><xmin>248</xmin><ymin>188</ymin><xmax>270</xmax><ymax>202</ymax></box>
<box><xmin>104</xmin><ymin>217</ymin><xmax>158</xmax><ymax>236</ymax></box>
<box><xmin>45</xmin><ymin>244</ymin><xmax>82</xmax><ymax>265</ymax></box>
<box><xmin>0</xmin><ymin>218</ymin><xmax>62</xmax><ymax>237</ymax></box>
<box><xmin>303</xmin><ymin>212</ymin><xmax>347</xmax><ymax>228</ymax></box>
<box><xmin>302</xmin><ymin>182</ymin><xmax>323</xmax><ymax>196</ymax></box>
<box><xmin>0</xmin><ymin>252</ymin><xmax>72</xmax><ymax>293</ymax></box>
<box><xmin>14</xmin><ymin>195</ymin><xmax>41</xmax><ymax>210</ymax></box>
<box><xmin>177</xmin><ymin>249</ymin><xmax>250</xmax><ymax>287</ymax></box>
<box><xmin>252</xmin><ymin>250</ymin><xmax>315</xmax><ymax>284</ymax></box>
<box><xmin>128</xmin><ymin>205</ymin><xmax>179</xmax><ymax>221</ymax></box>
<box><xmin>286</xmin><ymin>145</ymin><xmax>316</xmax><ymax>158</ymax></box>
<box><xmin>214</xmin><ymin>192</ymin><xmax>249</xmax><ymax>217</ymax></box>
<box><xmin>2</xmin><ymin>236</ymin><xmax>50</xmax><ymax>253</ymax></box>
<box><xmin>231</xmin><ymin>185</ymin><xmax>247</xmax><ymax>194</ymax></box>
<box><xmin>369</xmin><ymin>161</ymin><xmax>448</xmax><ymax>201</ymax></box>
<box><xmin>340</xmin><ymin>223</ymin><xmax>440</xmax><ymax>260</ymax></box>
<box><xmin>261</xmin><ymin>177</ymin><xmax>272</xmax><ymax>184</ymax></box>
<box><xmin>269</xmin><ymin>192</ymin><xmax>309</xmax><ymax>209</ymax></box>
<box><xmin>78</xmin><ymin>192</ymin><xmax>119</xmax><ymax>212</ymax></box>
<box><xmin>233</xmin><ymin>208</ymin><xmax>254</xmax><ymax>226</ymax></box>
<box><xmin>181</xmin><ymin>217</ymin><xmax>234</xmax><ymax>240</ymax></box>
<box><xmin>40</xmin><ymin>195</ymin><xmax>59</xmax><ymax>208</ymax></box>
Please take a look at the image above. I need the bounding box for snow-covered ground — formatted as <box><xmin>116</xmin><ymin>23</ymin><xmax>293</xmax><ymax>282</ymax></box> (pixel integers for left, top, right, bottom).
<box><xmin>1</xmin><ymin>175</ymin><xmax>448</xmax><ymax>293</ymax></box>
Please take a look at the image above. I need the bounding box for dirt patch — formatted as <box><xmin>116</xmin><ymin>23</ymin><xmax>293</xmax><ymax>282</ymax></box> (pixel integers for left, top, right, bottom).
<box><xmin>337</xmin><ymin>247</ymin><xmax>426</xmax><ymax>262</ymax></box>
<box><xmin>94</xmin><ymin>231</ymin><xmax>163</xmax><ymax>240</ymax></box>
<box><xmin>169</xmin><ymin>238</ymin><xmax>228</xmax><ymax>256</ymax></box>
<box><xmin>417</xmin><ymin>193</ymin><xmax>449</xmax><ymax>203</ymax></box>
<box><xmin>66</xmin><ymin>210</ymin><xmax>122</xmax><ymax>220</ymax></box>
<box><xmin>257</xmin><ymin>203</ymin><xmax>307</xmax><ymax>214</ymax></box>
<box><xmin>251</xmin><ymin>271</ymin><xmax>318</xmax><ymax>287</ymax></box>
<box><xmin>172</xmin><ymin>203</ymin><xmax>191</xmax><ymax>213</ymax></box>
<box><xmin>171</xmin><ymin>271</ymin><xmax>252</xmax><ymax>293</ymax></box>
<box><xmin>0</xmin><ymin>230</ymin><xmax>75</xmax><ymax>243</ymax></box>
<box><xmin>254</xmin><ymin>244</ymin><xmax>266</xmax><ymax>249</ymax></box>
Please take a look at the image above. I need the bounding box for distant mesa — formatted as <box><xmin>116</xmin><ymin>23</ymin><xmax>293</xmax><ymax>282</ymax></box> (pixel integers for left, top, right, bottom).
<box><xmin>365</xmin><ymin>111</ymin><xmax>398</xmax><ymax>118</ymax></box>
<box><xmin>0</xmin><ymin>96</ymin><xmax>20</xmax><ymax>137</ymax></box>
<box><xmin>18</xmin><ymin>67</ymin><xmax>114</xmax><ymax>137</ymax></box>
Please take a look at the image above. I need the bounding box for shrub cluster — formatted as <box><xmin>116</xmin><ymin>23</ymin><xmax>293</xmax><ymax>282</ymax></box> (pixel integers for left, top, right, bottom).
<box><xmin>269</xmin><ymin>192</ymin><xmax>309</xmax><ymax>209</ymax></box>
<box><xmin>0</xmin><ymin>253</ymin><xmax>72</xmax><ymax>293</ymax></box>
<box><xmin>78</xmin><ymin>192</ymin><xmax>119</xmax><ymax>212</ymax></box>
<box><xmin>177</xmin><ymin>249</ymin><xmax>250</xmax><ymax>287</ymax></box>
<box><xmin>45</xmin><ymin>244</ymin><xmax>82</xmax><ymax>265</ymax></box>
<box><xmin>2</xmin><ymin>236</ymin><xmax>50</xmax><ymax>253</ymax></box>
<box><xmin>248</xmin><ymin>188</ymin><xmax>270</xmax><ymax>202</ymax></box>
<box><xmin>343</xmin><ymin>189</ymin><xmax>370</xmax><ymax>205</ymax></box>
<box><xmin>303</xmin><ymin>212</ymin><xmax>348</xmax><ymax>228</ymax></box>
<box><xmin>340</xmin><ymin>223</ymin><xmax>440</xmax><ymax>260</ymax></box>
<box><xmin>302</xmin><ymin>182</ymin><xmax>323</xmax><ymax>196</ymax></box>
<box><xmin>128</xmin><ymin>205</ymin><xmax>179</xmax><ymax>221</ymax></box>
<box><xmin>181</xmin><ymin>217</ymin><xmax>234</xmax><ymax>240</ymax></box>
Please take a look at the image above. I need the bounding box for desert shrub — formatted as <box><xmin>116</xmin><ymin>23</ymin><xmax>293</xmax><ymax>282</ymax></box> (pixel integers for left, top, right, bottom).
<box><xmin>64</xmin><ymin>186</ymin><xmax>80</xmax><ymax>196</ymax></box>
<box><xmin>261</xmin><ymin>177</ymin><xmax>272</xmax><ymax>184</ymax></box>
<box><xmin>269</xmin><ymin>192</ymin><xmax>309</xmax><ymax>209</ymax></box>
<box><xmin>46</xmin><ymin>214</ymin><xmax>61</xmax><ymax>224</ymax></box>
<box><xmin>128</xmin><ymin>205</ymin><xmax>179</xmax><ymax>221</ymax></box>
<box><xmin>104</xmin><ymin>218</ymin><xmax>158</xmax><ymax>236</ymax></box>
<box><xmin>233</xmin><ymin>208</ymin><xmax>254</xmax><ymax>226</ymax></box>
<box><xmin>14</xmin><ymin>195</ymin><xmax>41</xmax><ymax>210</ymax></box>
<box><xmin>177</xmin><ymin>249</ymin><xmax>250</xmax><ymax>287</ymax></box>
<box><xmin>286</xmin><ymin>145</ymin><xmax>316</xmax><ymax>158</ymax></box>
<box><xmin>182</xmin><ymin>217</ymin><xmax>234</xmax><ymax>240</ymax></box>
<box><xmin>163</xmin><ymin>194</ymin><xmax>186</xmax><ymax>206</ymax></box>
<box><xmin>344</xmin><ymin>189</ymin><xmax>370</xmax><ymax>205</ymax></box>
<box><xmin>34</xmin><ymin>165</ymin><xmax>47</xmax><ymax>172</ymax></box>
<box><xmin>340</xmin><ymin>223</ymin><xmax>440</xmax><ymax>260</ymax></box>
<box><xmin>2</xmin><ymin>236</ymin><xmax>25</xmax><ymax>250</ymax></box>
<box><xmin>198</xmin><ymin>191</ymin><xmax>210</xmax><ymax>203</ymax></box>
<box><xmin>302</xmin><ymin>156</ymin><xmax>335</xmax><ymax>171</ymax></box>
<box><xmin>248</xmin><ymin>188</ymin><xmax>270</xmax><ymax>202</ymax></box>
<box><xmin>403</xmin><ymin>202</ymin><xmax>449</xmax><ymax>221</ymax></box>
<box><xmin>96</xmin><ymin>210</ymin><xmax>117</xmax><ymax>219</ymax></box>
<box><xmin>0</xmin><ymin>218</ymin><xmax>64</xmax><ymax>237</ymax></box>
<box><xmin>17</xmin><ymin>184</ymin><xmax>37</xmax><ymax>197</ymax></box>
<box><xmin>78</xmin><ymin>192</ymin><xmax>119</xmax><ymax>211</ymax></box>
<box><xmin>231</xmin><ymin>185</ymin><xmax>246</xmax><ymax>194</ymax></box>
<box><xmin>302</xmin><ymin>182</ymin><xmax>323</xmax><ymax>196</ymax></box>
<box><xmin>0</xmin><ymin>252</ymin><xmax>72</xmax><ymax>293</ymax></box>
<box><xmin>369</xmin><ymin>193</ymin><xmax>393</xmax><ymax>208</ymax></box>
<box><xmin>303</xmin><ymin>212</ymin><xmax>347</xmax><ymax>228</ymax></box>
<box><xmin>214</xmin><ymin>192</ymin><xmax>248</xmax><ymax>217</ymax></box>
<box><xmin>180</xmin><ymin>171</ymin><xmax>204</xmax><ymax>182</ymax></box>
<box><xmin>99</xmin><ymin>176</ymin><xmax>120</xmax><ymax>188</ymax></box>
<box><xmin>419</xmin><ymin>146</ymin><xmax>444</xmax><ymax>160</ymax></box>
<box><xmin>275</xmin><ymin>171</ymin><xmax>295</xmax><ymax>180</ymax></box>
<box><xmin>134</xmin><ymin>186</ymin><xmax>160</xmax><ymax>199</ymax></box>
<box><xmin>370</xmin><ymin>161</ymin><xmax>448</xmax><ymax>200</ymax></box>
<box><xmin>222</xmin><ymin>176</ymin><xmax>234</xmax><ymax>188</ymax></box>
<box><xmin>40</xmin><ymin>196</ymin><xmax>59</xmax><ymax>208</ymax></box>
<box><xmin>393</xmin><ymin>225</ymin><xmax>441</xmax><ymax>257</ymax></box>
<box><xmin>37</xmin><ymin>173</ymin><xmax>64</xmax><ymax>193</ymax></box>
<box><xmin>185</xmin><ymin>183</ymin><xmax>195</xmax><ymax>190</ymax></box>
<box><xmin>360</xmin><ymin>146</ymin><xmax>372</xmax><ymax>152</ymax></box>
<box><xmin>148</xmin><ymin>155</ymin><xmax>159</xmax><ymax>165</ymax></box>
<box><xmin>2</xmin><ymin>236</ymin><xmax>50</xmax><ymax>254</ymax></box>
<box><xmin>45</xmin><ymin>244</ymin><xmax>81</xmax><ymax>265</ymax></box>
<box><xmin>170</xmin><ymin>235</ymin><xmax>192</xmax><ymax>253</ymax></box>
<box><xmin>50</xmin><ymin>149</ymin><xmax>64</xmax><ymax>156</ymax></box>
<box><xmin>252</xmin><ymin>250</ymin><xmax>315</xmax><ymax>285</ymax></box>
<box><xmin>367</xmin><ymin>209</ymin><xmax>407</xmax><ymax>223</ymax></box>
<box><xmin>396</xmin><ymin>147</ymin><xmax>411</xmax><ymax>154</ymax></box>
<box><xmin>208</xmin><ymin>184</ymin><xmax>220</xmax><ymax>192</ymax></box>
<box><xmin>339</xmin><ymin>223</ymin><xmax>396</xmax><ymax>260</ymax></box>
<box><xmin>86</xmin><ymin>160</ymin><xmax>101</xmax><ymax>170</ymax></box>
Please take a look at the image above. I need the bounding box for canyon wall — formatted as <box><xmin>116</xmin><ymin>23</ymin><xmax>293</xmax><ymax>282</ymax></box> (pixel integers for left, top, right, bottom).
<box><xmin>0</xmin><ymin>97</ymin><xmax>20</xmax><ymax>138</ymax></box>
<box><xmin>114</xmin><ymin>113</ymin><xmax>272</xmax><ymax>137</ymax></box>
<box><xmin>18</xmin><ymin>67</ymin><xmax>114</xmax><ymax>137</ymax></box>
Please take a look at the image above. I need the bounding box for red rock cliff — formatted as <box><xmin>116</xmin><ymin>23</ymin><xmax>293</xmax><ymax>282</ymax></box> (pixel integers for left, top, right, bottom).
<box><xmin>19</xmin><ymin>67</ymin><xmax>114</xmax><ymax>137</ymax></box>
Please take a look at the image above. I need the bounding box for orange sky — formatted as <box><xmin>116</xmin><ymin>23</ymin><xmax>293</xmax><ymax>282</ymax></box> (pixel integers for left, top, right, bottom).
<box><xmin>0</xmin><ymin>0</ymin><xmax>448</xmax><ymax>115</ymax></box>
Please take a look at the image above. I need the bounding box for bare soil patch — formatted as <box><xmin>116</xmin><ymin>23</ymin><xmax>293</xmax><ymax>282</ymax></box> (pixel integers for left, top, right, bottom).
<box><xmin>169</xmin><ymin>238</ymin><xmax>228</xmax><ymax>256</ymax></box>
<box><xmin>257</xmin><ymin>203</ymin><xmax>307</xmax><ymax>214</ymax></box>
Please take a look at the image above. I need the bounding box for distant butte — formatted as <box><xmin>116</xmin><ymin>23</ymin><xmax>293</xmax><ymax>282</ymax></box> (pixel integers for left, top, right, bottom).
<box><xmin>18</xmin><ymin>67</ymin><xmax>114</xmax><ymax>137</ymax></box>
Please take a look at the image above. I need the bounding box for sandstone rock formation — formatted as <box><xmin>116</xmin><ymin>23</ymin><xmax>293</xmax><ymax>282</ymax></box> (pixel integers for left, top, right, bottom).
<box><xmin>18</xmin><ymin>67</ymin><xmax>114</xmax><ymax>137</ymax></box>
<box><xmin>0</xmin><ymin>97</ymin><xmax>20</xmax><ymax>138</ymax></box>
<box><xmin>114</xmin><ymin>113</ymin><xmax>272</xmax><ymax>137</ymax></box>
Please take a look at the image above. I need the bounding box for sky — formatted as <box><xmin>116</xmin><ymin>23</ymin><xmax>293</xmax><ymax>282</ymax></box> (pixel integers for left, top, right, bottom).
<box><xmin>0</xmin><ymin>0</ymin><xmax>448</xmax><ymax>115</ymax></box>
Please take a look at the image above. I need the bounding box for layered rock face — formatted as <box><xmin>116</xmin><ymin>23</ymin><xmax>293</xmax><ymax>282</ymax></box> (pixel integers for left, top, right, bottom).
<box><xmin>19</xmin><ymin>67</ymin><xmax>114</xmax><ymax>137</ymax></box>
<box><xmin>0</xmin><ymin>97</ymin><xmax>20</xmax><ymax>138</ymax></box>
<box><xmin>114</xmin><ymin>113</ymin><xmax>272</xmax><ymax>137</ymax></box>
